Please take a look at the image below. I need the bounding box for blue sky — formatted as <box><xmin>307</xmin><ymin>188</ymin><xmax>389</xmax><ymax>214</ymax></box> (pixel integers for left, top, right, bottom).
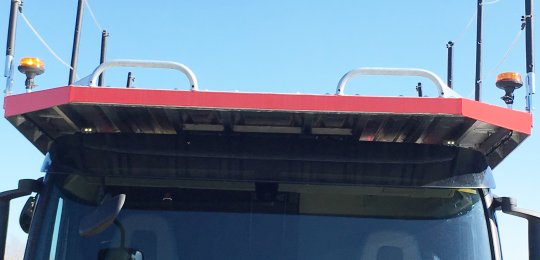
<box><xmin>1</xmin><ymin>1</ymin><xmax>539</xmax><ymax>259</ymax></box>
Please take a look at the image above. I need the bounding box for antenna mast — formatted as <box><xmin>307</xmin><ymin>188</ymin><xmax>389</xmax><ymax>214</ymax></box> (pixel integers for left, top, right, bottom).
<box><xmin>69</xmin><ymin>0</ymin><xmax>85</xmax><ymax>85</ymax></box>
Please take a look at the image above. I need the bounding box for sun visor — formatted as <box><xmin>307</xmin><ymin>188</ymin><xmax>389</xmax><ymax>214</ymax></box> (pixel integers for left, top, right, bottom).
<box><xmin>46</xmin><ymin>133</ymin><xmax>494</xmax><ymax>188</ymax></box>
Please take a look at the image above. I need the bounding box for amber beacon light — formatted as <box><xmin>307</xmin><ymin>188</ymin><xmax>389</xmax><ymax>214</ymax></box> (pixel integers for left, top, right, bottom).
<box><xmin>18</xmin><ymin>57</ymin><xmax>45</xmax><ymax>92</ymax></box>
<box><xmin>496</xmin><ymin>72</ymin><xmax>523</xmax><ymax>107</ymax></box>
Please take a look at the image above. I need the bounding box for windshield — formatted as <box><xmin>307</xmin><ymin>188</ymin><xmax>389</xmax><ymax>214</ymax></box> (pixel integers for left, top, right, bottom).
<box><xmin>35</xmin><ymin>175</ymin><xmax>492</xmax><ymax>260</ymax></box>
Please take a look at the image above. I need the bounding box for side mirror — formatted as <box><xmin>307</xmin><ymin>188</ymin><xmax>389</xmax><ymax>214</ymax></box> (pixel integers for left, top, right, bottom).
<box><xmin>79</xmin><ymin>194</ymin><xmax>143</xmax><ymax>260</ymax></box>
<box><xmin>79</xmin><ymin>194</ymin><xmax>126</xmax><ymax>237</ymax></box>
<box><xmin>19</xmin><ymin>196</ymin><xmax>36</xmax><ymax>233</ymax></box>
<box><xmin>494</xmin><ymin>197</ymin><xmax>540</xmax><ymax>260</ymax></box>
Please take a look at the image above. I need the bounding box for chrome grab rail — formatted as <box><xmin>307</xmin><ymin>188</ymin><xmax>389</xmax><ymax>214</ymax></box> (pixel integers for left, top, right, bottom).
<box><xmin>81</xmin><ymin>59</ymin><xmax>199</xmax><ymax>90</ymax></box>
<box><xmin>336</xmin><ymin>67</ymin><xmax>460</xmax><ymax>98</ymax></box>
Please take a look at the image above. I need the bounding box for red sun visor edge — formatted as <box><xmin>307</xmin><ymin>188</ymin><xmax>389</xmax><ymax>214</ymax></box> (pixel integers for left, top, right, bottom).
<box><xmin>3</xmin><ymin>86</ymin><xmax>533</xmax><ymax>135</ymax></box>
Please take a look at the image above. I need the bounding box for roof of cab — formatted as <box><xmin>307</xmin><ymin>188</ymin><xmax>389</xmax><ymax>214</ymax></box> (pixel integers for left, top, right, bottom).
<box><xmin>4</xmin><ymin>85</ymin><xmax>532</xmax><ymax>168</ymax></box>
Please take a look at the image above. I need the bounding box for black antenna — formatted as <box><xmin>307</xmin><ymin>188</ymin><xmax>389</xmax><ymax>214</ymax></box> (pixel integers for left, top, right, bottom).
<box><xmin>475</xmin><ymin>0</ymin><xmax>483</xmax><ymax>101</ymax></box>
<box><xmin>416</xmin><ymin>82</ymin><xmax>423</xmax><ymax>97</ymax></box>
<box><xmin>68</xmin><ymin>0</ymin><xmax>85</xmax><ymax>85</ymax></box>
<box><xmin>4</xmin><ymin>0</ymin><xmax>22</xmax><ymax>95</ymax></box>
<box><xmin>126</xmin><ymin>72</ymin><xmax>134</xmax><ymax>88</ymax></box>
<box><xmin>524</xmin><ymin>0</ymin><xmax>535</xmax><ymax>112</ymax></box>
<box><xmin>98</xmin><ymin>30</ymin><xmax>108</xmax><ymax>86</ymax></box>
<box><xmin>446</xmin><ymin>41</ymin><xmax>454</xmax><ymax>89</ymax></box>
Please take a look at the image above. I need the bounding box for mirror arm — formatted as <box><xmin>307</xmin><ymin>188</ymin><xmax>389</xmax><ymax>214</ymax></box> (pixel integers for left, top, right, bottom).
<box><xmin>0</xmin><ymin>179</ymin><xmax>42</xmax><ymax>259</ymax></box>
<box><xmin>0</xmin><ymin>179</ymin><xmax>41</xmax><ymax>201</ymax></box>
<box><xmin>494</xmin><ymin>196</ymin><xmax>540</xmax><ymax>260</ymax></box>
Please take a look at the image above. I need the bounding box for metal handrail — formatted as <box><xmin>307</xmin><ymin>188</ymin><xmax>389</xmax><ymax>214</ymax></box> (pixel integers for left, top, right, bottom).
<box><xmin>83</xmin><ymin>59</ymin><xmax>199</xmax><ymax>90</ymax></box>
<box><xmin>336</xmin><ymin>67</ymin><xmax>460</xmax><ymax>98</ymax></box>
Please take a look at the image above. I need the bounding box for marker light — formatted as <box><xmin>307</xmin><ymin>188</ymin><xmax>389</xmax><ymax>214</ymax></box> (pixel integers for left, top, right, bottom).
<box><xmin>82</xmin><ymin>127</ymin><xmax>94</xmax><ymax>133</ymax></box>
<box><xmin>496</xmin><ymin>72</ymin><xmax>523</xmax><ymax>106</ymax></box>
<box><xmin>18</xmin><ymin>57</ymin><xmax>45</xmax><ymax>92</ymax></box>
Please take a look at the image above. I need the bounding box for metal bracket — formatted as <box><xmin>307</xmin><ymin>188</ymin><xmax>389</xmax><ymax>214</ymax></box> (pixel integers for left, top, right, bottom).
<box><xmin>493</xmin><ymin>196</ymin><xmax>540</xmax><ymax>221</ymax></box>
<box><xmin>0</xmin><ymin>179</ymin><xmax>41</xmax><ymax>201</ymax></box>
<box><xmin>493</xmin><ymin>196</ymin><xmax>540</xmax><ymax>260</ymax></box>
